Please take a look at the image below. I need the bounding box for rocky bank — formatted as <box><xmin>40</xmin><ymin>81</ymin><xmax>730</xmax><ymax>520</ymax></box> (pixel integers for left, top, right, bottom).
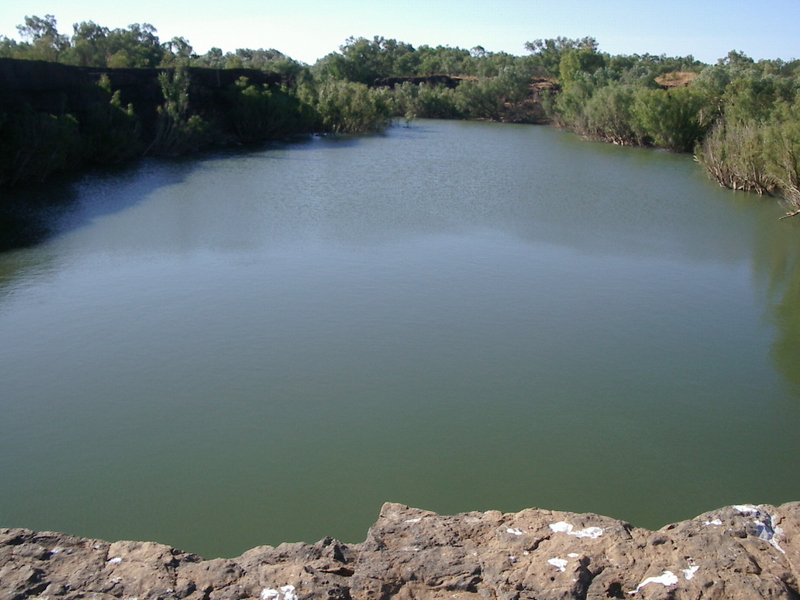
<box><xmin>3</xmin><ymin>502</ymin><xmax>800</xmax><ymax>600</ymax></box>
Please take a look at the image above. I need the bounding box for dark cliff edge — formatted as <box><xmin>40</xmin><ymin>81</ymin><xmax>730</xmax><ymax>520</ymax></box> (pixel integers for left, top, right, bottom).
<box><xmin>3</xmin><ymin>502</ymin><xmax>800</xmax><ymax>600</ymax></box>
<box><xmin>0</xmin><ymin>58</ymin><xmax>301</xmax><ymax>188</ymax></box>
<box><xmin>0</xmin><ymin>58</ymin><xmax>283</xmax><ymax>135</ymax></box>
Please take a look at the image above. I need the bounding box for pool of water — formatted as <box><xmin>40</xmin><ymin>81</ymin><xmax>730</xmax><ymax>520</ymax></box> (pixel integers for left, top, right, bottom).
<box><xmin>1</xmin><ymin>120</ymin><xmax>798</xmax><ymax>558</ymax></box>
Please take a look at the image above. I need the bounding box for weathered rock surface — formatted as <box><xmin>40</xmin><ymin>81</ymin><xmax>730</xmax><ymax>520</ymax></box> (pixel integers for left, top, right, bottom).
<box><xmin>3</xmin><ymin>502</ymin><xmax>800</xmax><ymax>600</ymax></box>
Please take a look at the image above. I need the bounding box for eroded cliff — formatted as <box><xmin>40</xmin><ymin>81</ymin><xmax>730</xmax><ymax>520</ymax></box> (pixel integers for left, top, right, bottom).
<box><xmin>2</xmin><ymin>502</ymin><xmax>799</xmax><ymax>600</ymax></box>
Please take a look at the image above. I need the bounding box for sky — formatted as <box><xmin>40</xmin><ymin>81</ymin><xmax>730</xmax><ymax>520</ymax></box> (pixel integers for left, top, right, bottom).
<box><xmin>1</xmin><ymin>0</ymin><xmax>798</xmax><ymax>66</ymax></box>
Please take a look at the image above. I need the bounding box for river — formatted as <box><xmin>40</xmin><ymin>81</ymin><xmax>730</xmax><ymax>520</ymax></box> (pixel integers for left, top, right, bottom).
<box><xmin>1</xmin><ymin>119</ymin><xmax>798</xmax><ymax>558</ymax></box>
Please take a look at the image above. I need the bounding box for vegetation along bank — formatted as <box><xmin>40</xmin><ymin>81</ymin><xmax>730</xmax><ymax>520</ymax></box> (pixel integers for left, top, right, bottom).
<box><xmin>1</xmin><ymin>15</ymin><xmax>799</xmax><ymax>216</ymax></box>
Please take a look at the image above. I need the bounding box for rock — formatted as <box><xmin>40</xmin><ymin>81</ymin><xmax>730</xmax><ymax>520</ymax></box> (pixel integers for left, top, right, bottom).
<box><xmin>3</xmin><ymin>502</ymin><xmax>800</xmax><ymax>599</ymax></box>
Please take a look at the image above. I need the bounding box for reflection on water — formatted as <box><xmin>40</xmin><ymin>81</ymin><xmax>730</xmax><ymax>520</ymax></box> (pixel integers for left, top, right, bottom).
<box><xmin>751</xmin><ymin>208</ymin><xmax>800</xmax><ymax>392</ymax></box>
<box><xmin>0</xmin><ymin>120</ymin><xmax>798</xmax><ymax>559</ymax></box>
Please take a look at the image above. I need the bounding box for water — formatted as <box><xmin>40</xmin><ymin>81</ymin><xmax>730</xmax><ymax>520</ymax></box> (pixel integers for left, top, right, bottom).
<box><xmin>1</xmin><ymin>120</ymin><xmax>798</xmax><ymax>558</ymax></box>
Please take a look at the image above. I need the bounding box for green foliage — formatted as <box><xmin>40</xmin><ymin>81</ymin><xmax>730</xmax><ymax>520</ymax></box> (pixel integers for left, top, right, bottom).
<box><xmin>690</xmin><ymin>52</ymin><xmax>800</xmax><ymax>212</ymax></box>
<box><xmin>0</xmin><ymin>107</ymin><xmax>81</xmax><ymax>186</ymax></box>
<box><xmin>558</xmin><ymin>48</ymin><xmax>605</xmax><ymax>86</ymax></box>
<box><xmin>697</xmin><ymin>119</ymin><xmax>773</xmax><ymax>194</ymax></box>
<box><xmin>697</xmin><ymin>96</ymin><xmax>800</xmax><ymax>214</ymax></box>
<box><xmin>525</xmin><ymin>36</ymin><xmax>598</xmax><ymax>78</ymax></box>
<box><xmin>547</xmin><ymin>75</ymin><xmax>595</xmax><ymax>131</ymax></box>
<box><xmin>105</xmin><ymin>23</ymin><xmax>165</xmax><ymax>68</ymax></box>
<box><xmin>0</xmin><ymin>16</ymin><xmax>165</xmax><ymax>67</ymax></box>
<box><xmin>148</xmin><ymin>68</ymin><xmax>210</xmax><ymax>155</ymax></box>
<box><xmin>310</xmin><ymin>80</ymin><xmax>392</xmax><ymax>133</ymax></box>
<box><xmin>314</xmin><ymin>37</ymin><xmax>542</xmax><ymax>83</ymax></box>
<box><xmin>415</xmin><ymin>45</ymin><xmax>471</xmax><ymax>76</ymax></box>
<box><xmin>2</xmin><ymin>11</ymin><xmax>798</xmax><ymax>212</ymax></box>
<box><xmin>632</xmin><ymin>86</ymin><xmax>710</xmax><ymax>151</ymax></box>
<box><xmin>583</xmin><ymin>83</ymin><xmax>643</xmax><ymax>145</ymax></box>
<box><xmin>198</xmin><ymin>48</ymin><xmax>307</xmax><ymax>80</ymax></box>
<box><xmin>80</xmin><ymin>77</ymin><xmax>141</xmax><ymax>163</ymax></box>
<box><xmin>15</xmin><ymin>14</ymin><xmax>69</xmax><ymax>61</ymax></box>
<box><xmin>391</xmin><ymin>82</ymin><xmax>462</xmax><ymax>119</ymax></box>
<box><xmin>65</xmin><ymin>21</ymin><xmax>110</xmax><ymax>67</ymax></box>
<box><xmin>317</xmin><ymin>36</ymin><xmax>419</xmax><ymax>84</ymax></box>
<box><xmin>158</xmin><ymin>37</ymin><xmax>194</xmax><ymax>67</ymax></box>
<box><xmin>453</xmin><ymin>69</ymin><xmax>533</xmax><ymax>121</ymax></box>
<box><xmin>764</xmin><ymin>100</ymin><xmax>800</xmax><ymax>206</ymax></box>
<box><xmin>228</xmin><ymin>77</ymin><xmax>315</xmax><ymax>143</ymax></box>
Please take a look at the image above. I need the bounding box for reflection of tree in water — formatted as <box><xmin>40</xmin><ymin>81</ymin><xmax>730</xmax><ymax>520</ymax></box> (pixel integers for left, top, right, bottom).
<box><xmin>752</xmin><ymin>209</ymin><xmax>800</xmax><ymax>393</ymax></box>
<box><xmin>0</xmin><ymin>248</ymin><xmax>54</xmax><ymax>299</ymax></box>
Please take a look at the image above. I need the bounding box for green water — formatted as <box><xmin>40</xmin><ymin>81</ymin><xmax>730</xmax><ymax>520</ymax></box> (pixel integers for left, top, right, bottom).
<box><xmin>1</xmin><ymin>120</ymin><xmax>798</xmax><ymax>558</ymax></box>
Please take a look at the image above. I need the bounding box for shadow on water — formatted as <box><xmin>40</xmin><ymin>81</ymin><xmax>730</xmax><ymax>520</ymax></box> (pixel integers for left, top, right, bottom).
<box><xmin>0</xmin><ymin>132</ymin><xmax>344</xmax><ymax>254</ymax></box>
<box><xmin>0</xmin><ymin>178</ymin><xmax>80</xmax><ymax>252</ymax></box>
<box><xmin>0</xmin><ymin>127</ymin><xmax>389</xmax><ymax>253</ymax></box>
<box><xmin>0</xmin><ymin>133</ymin><xmax>380</xmax><ymax>295</ymax></box>
<box><xmin>0</xmin><ymin>161</ymin><xmax>192</xmax><ymax>251</ymax></box>
<box><xmin>0</xmin><ymin>157</ymin><xmax>200</xmax><ymax>295</ymax></box>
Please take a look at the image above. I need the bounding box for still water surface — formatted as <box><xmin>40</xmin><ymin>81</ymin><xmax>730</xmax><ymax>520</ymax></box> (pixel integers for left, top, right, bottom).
<box><xmin>1</xmin><ymin>120</ymin><xmax>799</xmax><ymax>558</ymax></box>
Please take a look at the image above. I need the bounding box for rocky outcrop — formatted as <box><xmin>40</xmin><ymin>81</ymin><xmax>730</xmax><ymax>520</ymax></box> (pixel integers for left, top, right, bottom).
<box><xmin>3</xmin><ymin>502</ymin><xmax>800</xmax><ymax>600</ymax></box>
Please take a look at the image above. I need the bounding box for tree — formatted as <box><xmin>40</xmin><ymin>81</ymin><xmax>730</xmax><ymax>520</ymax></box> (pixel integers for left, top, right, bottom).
<box><xmin>15</xmin><ymin>14</ymin><xmax>69</xmax><ymax>61</ymax></box>
<box><xmin>583</xmin><ymin>83</ymin><xmax>643</xmax><ymax>145</ymax></box>
<box><xmin>161</xmin><ymin>36</ymin><xmax>194</xmax><ymax>66</ymax></box>
<box><xmin>633</xmin><ymin>86</ymin><xmax>709</xmax><ymax>151</ymax></box>
<box><xmin>317</xmin><ymin>36</ymin><xmax>419</xmax><ymax>84</ymax></box>
<box><xmin>415</xmin><ymin>45</ymin><xmax>470</xmax><ymax>76</ymax></box>
<box><xmin>65</xmin><ymin>21</ymin><xmax>109</xmax><ymax>66</ymax></box>
<box><xmin>105</xmin><ymin>23</ymin><xmax>164</xmax><ymax>67</ymax></box>
<box><xmin>558</xmin><ymin>47</ymin><xmax>605</xmax><ymax>85</ymax></box>
<box><xmin>525</xmin><ymin>36</ymin><xmax>598</xmax><ymax>78</ymax></box>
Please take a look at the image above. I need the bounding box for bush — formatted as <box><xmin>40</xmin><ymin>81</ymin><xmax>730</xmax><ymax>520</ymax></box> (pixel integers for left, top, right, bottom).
<box><xmin>633</xmin><ymin>86</ymin><xmax>710</xmax><ymax>151</ymax></box>
<box><xmin>583</xmin><ymin>83</ymin><xmax>643</xmax><ymax>145</ymax></box>
<box><xmin>147</xmin><ymin>67</ymin><xmax>210</xmax><ymax>155</ymax></box>
<box><xmin>228</xmin><ymin>77</ymin><xmax>315</xmax><ymax>143</ymax></box>
<box><xmin>311</xmin><ymin>80</ymin><xmax>392</xmax><ymax>133</ymax></box>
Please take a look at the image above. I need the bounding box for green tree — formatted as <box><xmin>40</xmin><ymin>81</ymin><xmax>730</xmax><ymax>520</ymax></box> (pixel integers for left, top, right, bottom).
<box><xmin>64</xmin><ymin>21</ymin><xmax>109</xmax><ymax>66</ymax></box>
<box><xmin>15</xmin><ymin>14</ymin><xmax>69</xmax><ymax>61</ymax></box>
<box><xmin>105</xmin><ymin>23</ymin><xmax>164</xmax><ymax>68</ymax></box>
<box><xmin>311</xmin><ymin>80</ymin><xmax>392</xmax><ymax>133</ymax></box>
<box><xmin>558</xmin><ymin>47</ymin><xmax>605</xmax><ymax>86</ymax></box>
<box><xmin>227</xmin><ymin>77</ymin><xmax>314</xmax><ymax>142</ymax></box>
<box><xmin>583</xmin><ymin>83</ymin><xmax>643</xmax><ymax>145</ymax></box>
<box><xmin>633</xmin><ymin>86</ymin><xmax>710</xmax><ymax>151</ymax></box>
<box><xmin>148</xmin><ymin>67</ymin><xmax>209</xmax><ymax>154</ymax></box>
<box><xmin>161</xmin><ymin>36</ymin><xmax>194</xmax><ymax>66</ymax></box>
<box><xmin>318</xmin><ymin>36</ymin><xmax>419</xmax><ymax>84</ymax></box>
<box><xmin>415</xmin><ymin>45</ymin><xmax>470</xmax><ymax>76</ymax></box>
<box><xmin>525</xmin><ymin>36</ymin><xmax>598</xmax><ymax>78</ymax></box>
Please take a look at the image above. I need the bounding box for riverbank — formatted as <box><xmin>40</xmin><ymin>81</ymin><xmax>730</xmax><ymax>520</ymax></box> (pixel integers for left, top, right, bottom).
<box><xmin>0</xmin><ymin>58</ymin><xmax>320</xmax><ymax>187</ymax></box>
<box><xmin>3</xmin><ymin>502</ymin><xmax>799</xmax><ymax>600</ymax></box>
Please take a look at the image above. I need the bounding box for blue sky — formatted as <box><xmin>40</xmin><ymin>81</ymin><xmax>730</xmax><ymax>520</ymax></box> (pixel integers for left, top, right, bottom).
<box><xmin>1</xmin><ymin>0</ymin><xmax>798</xmax><ymax>65</ymax></box>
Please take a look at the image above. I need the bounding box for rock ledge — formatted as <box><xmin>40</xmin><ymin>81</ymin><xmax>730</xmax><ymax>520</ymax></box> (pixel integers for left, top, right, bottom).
<box><xmin>3</xmin><ymin>502</ymin><xmax>800</xmax><ymax>600</ymax></box>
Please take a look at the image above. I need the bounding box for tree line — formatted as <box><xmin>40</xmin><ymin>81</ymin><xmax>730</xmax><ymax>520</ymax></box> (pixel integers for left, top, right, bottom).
<box><xmin>2</xmin><ymin>15</ymin><xmax>799</xmax><ymax>215</ymax></box>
